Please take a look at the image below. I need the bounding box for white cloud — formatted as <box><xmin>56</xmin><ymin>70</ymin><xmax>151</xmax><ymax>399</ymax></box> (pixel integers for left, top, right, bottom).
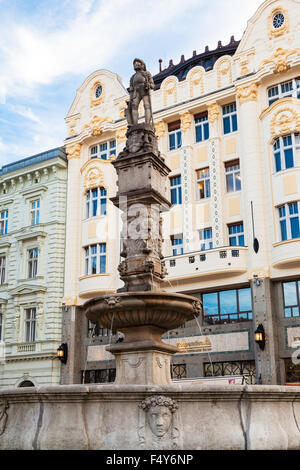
<box><xmin>0</xmin><ymin>0</ymin><xmax>203</xmax><ymax>99</ymax></box>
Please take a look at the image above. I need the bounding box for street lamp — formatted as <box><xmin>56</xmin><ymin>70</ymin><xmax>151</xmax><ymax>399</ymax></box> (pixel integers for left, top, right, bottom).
<box><xmin>57</xmin><ymin>343</ymin><xmax>68</xmax><ymax>364</ymax></box>
<box><xmin>254</xmin><ymin>324</ymin><xmax>265</xmax><ymax>351</ymax></box>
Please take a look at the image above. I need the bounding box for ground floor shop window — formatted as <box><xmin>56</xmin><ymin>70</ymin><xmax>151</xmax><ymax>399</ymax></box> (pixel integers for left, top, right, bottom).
<box><xmin>171</xmin><ymin>364</ymin><xmax>187</xmax><ymax>379</ymax></box>
<box><xmin>82</xmin><ymin>369</ymin><xmax>116</xmax><ymax>384</ymax></box>
<box><xmin>284</xmin><ymin>358</ymin><xmax>300</xmax><ymax>384</ymax></box>
<box><xmin>204</xmin><ymin>360</ymin><xmax>256</xmax><ymax>384</ymax></box>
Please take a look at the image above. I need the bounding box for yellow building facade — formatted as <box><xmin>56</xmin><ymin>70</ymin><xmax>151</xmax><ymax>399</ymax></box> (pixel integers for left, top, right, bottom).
<box><xmin>62</xmin><ymin>0</ymin><xmax>300</xmax><ymax>386</ymax></box>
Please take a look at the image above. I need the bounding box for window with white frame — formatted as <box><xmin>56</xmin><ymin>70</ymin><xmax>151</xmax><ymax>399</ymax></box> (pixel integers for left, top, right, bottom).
<box><xmin>228</xmin><ymin>222</ymin><xmax>245</xmax><ymax>246</ymax></box>
<box><xmin>196</xmin><ymin>168</ymin><xmax>210</xmax><ymax>199</ymax></box>
<box><xmin>225</xmin><ymin>160</ymin><xmax>241</xmax><ymax>192</ymax></box>
<box><xmin>267</xmin><ymin>77</ymin><xmax>300</xmax><ymax>106</ymax></box>
<box><xmin>278</xmin><ymin>202</ymin><xmax>300</xmax><ymax>241</ymax></box>
<box><xmin>195</xmin><ymin>112</ymin><xmax>209</xmax><ymax>142</ymax></box>
<box><xmin>168</xmin><ymin>121</ymin><xmax>182</xmax><ymax>151</ymax></box>
<box><xmin>171</xmin><ymin>234</ymin><xmax>183</xmax><ymax>256</ymax></box>
<box><xmin>199</xmin><ymin>228</ymin><xmax>213</xmax><ymax>251</ymax></box>
<box><xmin>85</xmin><ymin>243</ymin><xmax>106</xmax><ymax>275</ymax></box>
<box><xmin>0</xmin><ymin>256</ymin><xmax>5</xmax><ymax>285</ymax></box>
<box><xmin>30</xmin><ymin>200</ymin><xmax>40</xmax><ymax>225</ymax></box>
<box><xmin>86</xmin><ymin>187</ymin><xmax>107</xmax><ymax>218</ymax></box>
<box><xmin>273</xmin><ymin>134</ymin><xmax>300</xmax><ymax>172</ymax></box>
<box><xmin>25</xmin><ymin>307</ymin><xmax>36</xmax><ymax>343</ymax></box>
<box><xmin>170</xmin><ymin>176</ymin><xmax>182</xmax><ymax>205</ymax></box>
<box><xmin>0</xmin><ymin>210</ymin><xmax>8</xmax><ymax>235</ymax></box>
<box><xmin>222</xmin><ymin>102</ymin><xmax>238</xmax><ymax>134</ymax></box>
<box><xmin>90</xmin><ymin>139</ymin><xmax>116</xmax><ymax>160</ymax></box>
<box><xmin>28</xmin><ymin>248</ymin><xmax>38</xmax><ymax>278</ymax></box>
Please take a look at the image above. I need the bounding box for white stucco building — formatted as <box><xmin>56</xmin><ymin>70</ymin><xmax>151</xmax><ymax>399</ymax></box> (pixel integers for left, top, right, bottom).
<box><xmin>62</xmin><ymin>0</ymin><xmax>300</xmax><ymax>386</ymax></box>
<box><xmin>0</xmin><ymin>148</ymin><xmax>67</xmax><ymax>388</ymax></box>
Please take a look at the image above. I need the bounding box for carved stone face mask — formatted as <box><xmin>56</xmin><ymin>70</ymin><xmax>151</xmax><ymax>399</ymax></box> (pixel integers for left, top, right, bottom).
<box><xmin>148</xmin><ymin>405</ymin><xmax>172</xmax><ymax>437</ymax></box>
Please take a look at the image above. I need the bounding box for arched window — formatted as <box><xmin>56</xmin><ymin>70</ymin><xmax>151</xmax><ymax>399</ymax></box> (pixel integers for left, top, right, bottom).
<box><xmin>19</xmin><ymin>380</ymin><xmax>35</xmax><ymax>387</ymax></box>
<box><xmin>86</xmin><ymin>187</ymin><xmax>107</xmax><ymax>218</ymax></box>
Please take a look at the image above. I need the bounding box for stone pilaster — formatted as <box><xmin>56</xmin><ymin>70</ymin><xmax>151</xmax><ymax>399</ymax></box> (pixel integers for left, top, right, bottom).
<box><xmin>251</xmin><ymin>279</ymin><xmax>280</xmax><ymax>384</ymax></box>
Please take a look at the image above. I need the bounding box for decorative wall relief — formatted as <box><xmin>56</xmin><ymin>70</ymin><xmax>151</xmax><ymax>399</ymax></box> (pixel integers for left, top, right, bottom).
<box><xmin>163</xmin><ymin>78</ymin><xmax>177</xmax><ymax>106</ymax></box>
<box><xmin>66</xmin><ymin>143</ymin><xmax>81</xmax><ymax>160</ymax></box>
<box><xmin>217</xmin><ymin>58</ymin><xmax>232</xmax><ymax>88</ymax></box>
<box><xmin>189</xmin><ymin>68</ymin><xmax>204</xmax><ymax>98</ymax></box>
<box><xmin>260</xmin><ymin>48</ymin><xmax>300</xmax><ymax>74</ymax></box>
<box><xmin>138</xmin><ymin>395</ymin><xmax>180</xmax><ymax>449</ymax></box>
<box><xmin>207</xmin><ymin>103</ymin><xmax>220</xmax><ymax>124</ymax></box>
<box><xmin>180</xmin><ymin>112</ymin><xmax>193</xmax><ymax>133</ymax></box>
<box><xmin>270</xmin><ymin>107</ymin><xmax>300</xmax><ymax>136</ymax></box>
<box><xmin>83</xmin><ymin>167</ymin><xmax>105</xmax><ymax>190</ymax></box>
<box><xmin>236</xmin><ymin>83</ymin><xmax>258</xmax><ymax>105</ymax></box>
<box><xmin>154</xmin><ymin>121</ymin><xmax>166</xmax><ymax>140</ymax></box>
<box><xmin>0</xmin><ymin>400</ymin><xmax>8</xmax><ymax>436</ymax></box>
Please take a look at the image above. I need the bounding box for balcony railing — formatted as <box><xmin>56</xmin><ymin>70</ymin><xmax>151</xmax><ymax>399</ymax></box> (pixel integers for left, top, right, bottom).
<box><xmin>163</xmin><ymin>246</ymin><xmax>248</xmax><ymax>281</ymax></box>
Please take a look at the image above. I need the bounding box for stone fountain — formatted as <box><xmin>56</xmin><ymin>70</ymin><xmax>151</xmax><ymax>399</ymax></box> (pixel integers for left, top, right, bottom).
<box><xmin>84</xmin><ymin>57</ymin><xmax>201</xmax><ymax>385</ymax></box>
<box><xmin>1</xmin><ymin>59</ymin><xmax>300</xmax><ymax>451</ymax></box>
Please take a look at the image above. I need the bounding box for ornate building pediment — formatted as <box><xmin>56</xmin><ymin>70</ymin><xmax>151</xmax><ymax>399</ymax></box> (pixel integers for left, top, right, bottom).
<box><xmin>9</xmin><ymin>284</ymin><xmax>47</xmax><ymax>297</ymax></box>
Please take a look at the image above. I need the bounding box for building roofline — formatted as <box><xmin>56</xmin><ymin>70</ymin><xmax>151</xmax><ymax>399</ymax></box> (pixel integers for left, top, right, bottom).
<box><xmin>0</xmin><ymin>146</ymin><xmax>66</xmax><ymax>176</ymax></box>
<box><xmin>152</xmin><ymin>36</ymin><xmax>240</xmax><ymax>89</ymax></box>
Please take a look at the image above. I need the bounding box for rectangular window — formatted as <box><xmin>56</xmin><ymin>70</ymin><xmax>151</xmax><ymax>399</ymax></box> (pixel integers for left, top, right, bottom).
<box><xmin>222</xmin><ymin>102</ymin><xmax>238</xmax><ymax>134</ymax></box>
<box><xmin>279</xmin><ymin>202</ymin><xmax>300</xmax><ymax>241</ymax></box>
<box><xmin>273</xmin><ymin>134</ymin><xmax>299</xmax><ymax>172</ymax></box>
<box><xmin>0</xmin><ymin>257</ymin><xmax>5</xmax><ymax>285</ymax></box>
<box><xmin>199</xmin><ymin>228</ymin><xmax>213</xmax><ymax>251</ymax></box>
<box><xmin>196</xmin><ymin>167</ymin><xmax>210</xmax><ymax>199</ymax></box>
<box><xmin>283</xmin><ymin>280</ymin><xmax>300</xmax><ymax>317</ymax></box>
<box><xmin>267</xmin><ymin>77</ymin><xmax>300</xmax><ymax>106</ymax></box>
<box><xmin>28</xmin><ymin>248</ymin><xmax>38</xmax><ymax>278</ymax></box>
<box><xmin>168</xmin><ymin>121</ymin><xmax>182</xmax><ymax>151</ymax></box>
<box><xmin>228</xmin><ymin>222</ymin><xmax>245</xmax><ymax>246</ymax></box>
<box><xmin>202</xmin><ymin>287</ymin><xmax>252</xmax><ymax>324</ymax></box>
<box><xmin>195</xmin><ymin>112</ymin><xmax>209</xmax><ymax>142</ymax></box>
<box><xmin>225</xmin><ymin>160</ymin><xmax>241</xmax><ymax>192</ymax></box>
<box><xmin>30</xmin><ymin>200</ymin><xmax>40</xmax><ymax>225</ymax></box>
<box><xmin>86</xmin><ymin>187</ymin><xmax>107</xmax><ymax>218</ymax></box>
<box><xmin>90</xmin><ymin>140</ymin><xmax>116</xmax><ymax>160</ymax></box>
<box><xmin>170</xmin><ymin>176</ymin><xmax>182</xmax><ymax>205</ymax></box>
<box><xmin>171</xmin><ymin>234</ymin><xmax>183</xmax><ymax>256</ymax></box>
<box><xmin>85</xmin><ymin>243</ymin><xmax>106</xmax><ymax>275</ymax></box>
<box><xmin>0</xmin><ymin>210</ymin><xmax>8</xmax><ymax>235</ymax></box>
<box><xmin>25</xmin><ymin>307</ymin><xmax>36</xmax><ymax>343</ymax></box>
<box><xmin>0</xmin><ymin>310</ymin><xmax>2</xmax><ymax>341</ymax></box>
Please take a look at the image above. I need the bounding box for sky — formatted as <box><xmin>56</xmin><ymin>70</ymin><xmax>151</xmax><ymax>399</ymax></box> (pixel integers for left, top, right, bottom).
<box><xmin>0</xmin><ymin>0</ymin><xmax>264</xmax><ymax>167</ymax></box>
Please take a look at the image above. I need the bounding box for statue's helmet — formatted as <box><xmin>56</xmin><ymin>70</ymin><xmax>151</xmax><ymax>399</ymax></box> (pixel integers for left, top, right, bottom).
<box><xmin>133</xmin><ymin>58</ymin><xmax>146</xmax><ymax>70</ymax></box>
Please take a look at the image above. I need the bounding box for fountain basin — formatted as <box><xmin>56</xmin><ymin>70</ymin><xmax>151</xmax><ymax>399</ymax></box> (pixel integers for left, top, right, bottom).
<box><xmin>84</xmin><ymin>291</ymin><xmax>202</xmax><ymax>332</ymax></box>
<box><xmin>84</xmin><ymin>292</ymin><xmax>202</xmax><ymax>385</ymax></box>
